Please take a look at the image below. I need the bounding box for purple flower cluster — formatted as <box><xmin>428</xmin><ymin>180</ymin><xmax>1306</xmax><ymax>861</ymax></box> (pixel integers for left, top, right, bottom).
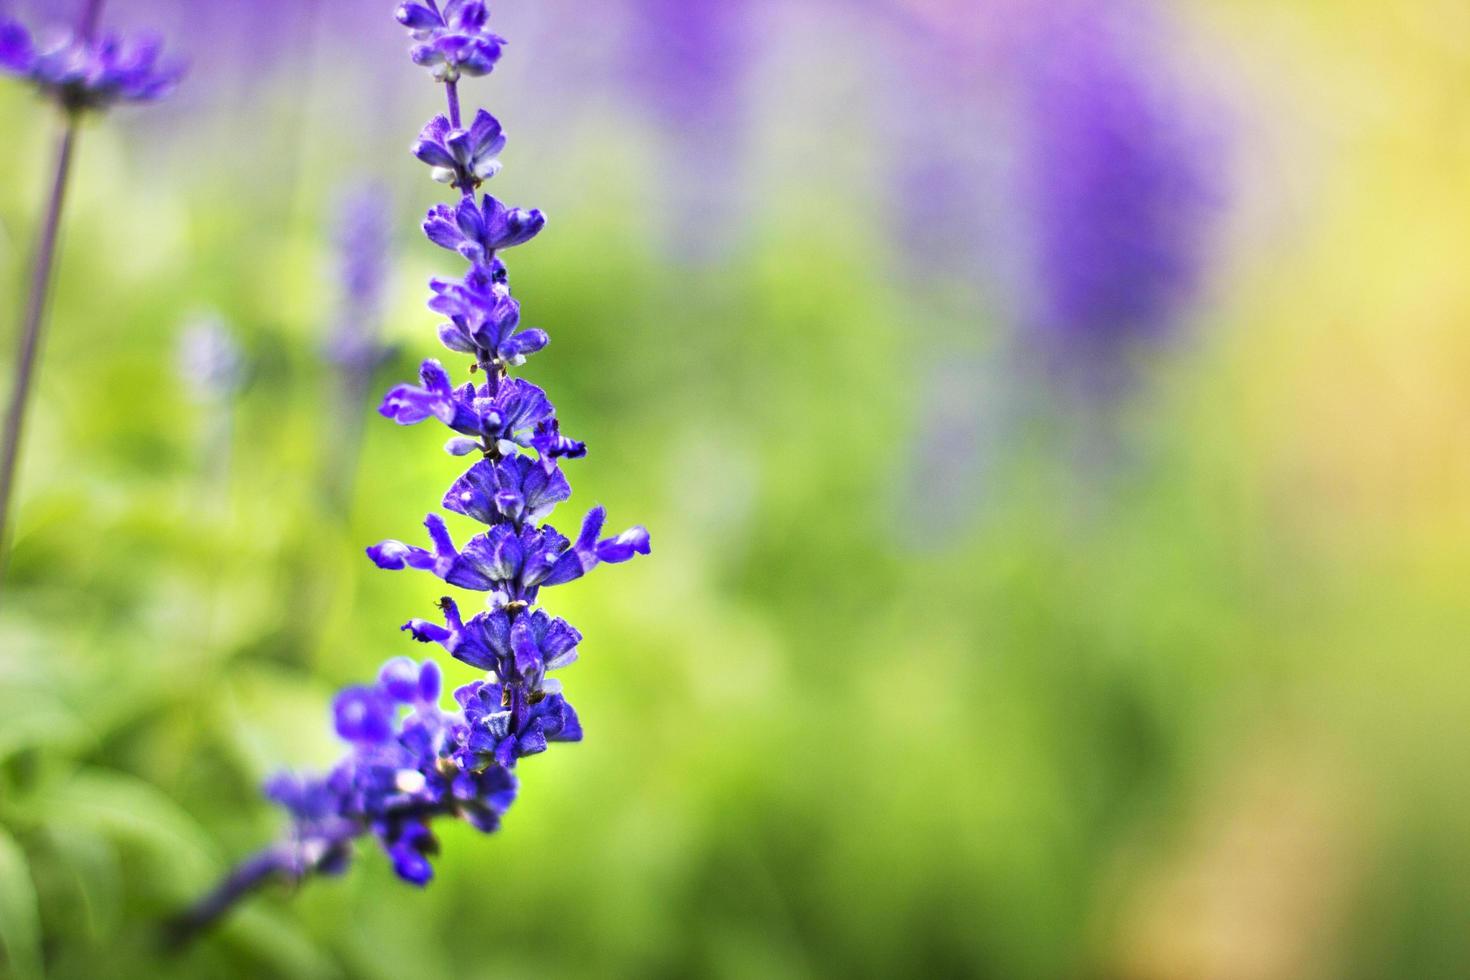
<box><xmin>263</xmin><ymin>657</ymin><xmax>519</xmax><ymax>885</ymax></box>
<box><xmin>0</xmin><ymin>17</ymin><xmax>182</xmax><ymax>111</ymax></box>
<box><xmin>253</xmin><ymin>0</ymin><xmax>648</xmax><ymax>892</ymax></box>
<box><xmin>396</xmin><ymin>0</ymin><xmax>505</xmax><ymax>80</ymax></box>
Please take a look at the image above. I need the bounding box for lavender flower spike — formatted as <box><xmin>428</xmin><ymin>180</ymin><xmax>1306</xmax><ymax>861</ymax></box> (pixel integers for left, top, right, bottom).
<box><xmin>0</xmin><ymin>0</ymin><xmax>183</xmax><ymax>589</ymax></box>
<box><xmin>174</xmin><ymin>3</ymin><xmax>648</xmax><ymax>941</ymax></box>
<box><xmin>0</xmin><ymin>15</ymin><xmax>183</xmax><ymax>112</ymax></box>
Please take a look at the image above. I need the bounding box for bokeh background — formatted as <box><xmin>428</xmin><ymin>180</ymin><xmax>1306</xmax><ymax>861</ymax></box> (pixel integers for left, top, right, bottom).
<box><xmin>1</xmin><ymin>1</ymin><xmax>1468</xmax><ymax>977</ymax></box>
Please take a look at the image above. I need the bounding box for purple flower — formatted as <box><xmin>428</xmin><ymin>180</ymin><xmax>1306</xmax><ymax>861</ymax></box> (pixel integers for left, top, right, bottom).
<box><xmin>262</xmin><ymin>656</ymin><xmax>520</xmax><ymax>887</ymax></box>
<box><xmin>454</xmin><ymin>679</ymin><xmax>582</xmax><ymax>768</ymax></box>
<box><xmin>379</xmin><ymin>365</ymin><xmax>570</xmax><ymax>458</ymax></box>
<box><xmin>177</xmin><ymin>314</ymin><xmax>245</xmax><ymax>404</ymax></box>
<box><xmin>623</xmin><ymin>0</ymin><xmax>757</xmax><ymax>259</ymax></box>
<box><xmin>370</xmin><ymin>518</ymin><xmax>567</xmax><ymax>599</ymax></box>
<box><xmin>442</xmin><ymin>455</ymin><xmax>571</xmax><ymax>525</ymax></box>
<box><xmin>333</xmin><ymin>686</ymin><xmax>396</xmax><ymax>745</ymax></box>
<box><xmin>378</xmin><ymin>359</ymin><xmax>473</xmax><ymax>429</ymax></box>
<box><xmin>405</xmin><ymin>598</ymin><xmax>582</xmax><ymax>680</ymax></box>
<box><xmin>413</xmin><ymin>109</ymin><xmax>505</xmax><ymax>188</ymax></box>
<box><xmin>396</xmin><ymin>0</ymin><xmax>505</xmax><ymax>80</ymax></box>
<box><xmin>0</xmin><ymin>20</ymin><xmax>184</xmax><ymax>110</ymax></box>
<box><xmin>0</xmin><ymin>20</ymin><xmax>32</xmax><ymax>72</ymax></box>
<box><xmin>1016</xmin><ymin>0</ymin><xmax>1217</xmax><ymax>373</ymax></box>
<box><xmin>430</xmin><ymin>263</ymin><xmax>549</xmax><ymax>366</ymax></box>
<box><xmin>423</xmin><ymin>194</ymin><xmax>546</xmax><ymax>264</ymax></box>
<box><xmin>366</xmin><ymin>512</ymin><xmax>461</xmax><ymax>581</ymax></box>
<box><xmin>530</xmin><ymin>418</ymin><xmax>587</xmax><ymax>464</ymax></box>
<box><xmin>369</xmin><ymin>504</ymin><xmax>645</xmax><ymax>601</ymax></box>
<box><xmin>541</xmin><ymin>505</ymin><xmax>652</xmax><ymax>586</ymax></box>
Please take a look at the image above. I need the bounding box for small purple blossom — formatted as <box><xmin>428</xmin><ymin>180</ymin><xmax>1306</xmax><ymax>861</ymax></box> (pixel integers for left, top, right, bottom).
<box><xmin>259</xmin><ymin>656</ymin><xmax>521</xmax><ymax>888</ymax></box>
<box><xmin>422</xmin><ymin>194</ymin><xmax>546</xmax><ymax>264</ymax></box>
<box><xmin>442</xmin><ymin>455</ymin><xmax>571</xmax><ymax>525</ymax></box>
<box><xmin>413</xmin><ymin>108</ymin><xmax>505</xmax><ymax>188</ymax></box>
<box><xmin>177</xmin><ymin>314</ymin><xmax>245</xmax><ymax>404</ymax></box>
<box><xmin>379</xmin><ymin>363</ymin><xmax>571</xmax><ymax>456</ymax></box>
<box><xmin>368</xmin><ymin>503</ymin><xmax>646</xmax><ymax>602</ymax></box>
<box><xmin>405</xmin><ymin>598</ymin><xmax>582</xmax><ymax>682</ymax></box>
<box><xmin>0</xmin><ymin>20</ymin><xmax>184</xmax><ymax>111</ymax></box>
<box><xmin>396</xmin><ymin>0</ymin><xmax>505</xmax><ymax>80</ymax></box>
<box><xmin>431</xmin><ymin>264</ymin><xmax>549</xmax><ymax>366</ymax></box>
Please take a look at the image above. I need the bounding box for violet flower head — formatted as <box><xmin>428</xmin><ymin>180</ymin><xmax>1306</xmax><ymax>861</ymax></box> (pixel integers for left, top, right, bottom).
<box><xmin>396</xmin><ymin>0</ymin><xmax>505</xmax><ymax>80</ymax></box>
<box><xmin>0</xmin><ymin>18</ymin><xmax>183</xmax><ymax>111</ymax></box>
<box><xmin>178</xmin><ymin>3</ymin><xmax>648</xmax><ymax>931</ymax></box>
<box><xmin>259</xmin><ymin>656</ymin><xmax>520</xmax><ymax>888</ymax></box>
<box><xmin>1017</xmin><ymin>0</ymin><xmax>1218</xmax><ymax>373</ymax></box>
<box><xmin>327</xmin><ymin>184</ymin><xmax>394</xmax><ymax>374</ymax></box>
<box><xmin>413</xmin><ymin>108</ymin><xmax>505</xmax><ymax>190</ymax></box>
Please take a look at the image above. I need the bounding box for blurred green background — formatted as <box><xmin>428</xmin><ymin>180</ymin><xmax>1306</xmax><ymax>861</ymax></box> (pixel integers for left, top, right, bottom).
<box><xmin>1</xmin><ymin>1</ymin><xmax>1468</xmax><ymax>978</ymax></box>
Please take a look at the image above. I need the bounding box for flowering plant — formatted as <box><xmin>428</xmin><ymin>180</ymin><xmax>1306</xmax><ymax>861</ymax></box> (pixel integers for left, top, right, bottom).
<box><xmin>0</xmin><ymin>0</ymin><xmax>182</xmax><ymax>580</ymax></box>
<box><xmin>173</xmin><ymin>0</ymin><xmax>648</xmax><ymax>937</ymax></box>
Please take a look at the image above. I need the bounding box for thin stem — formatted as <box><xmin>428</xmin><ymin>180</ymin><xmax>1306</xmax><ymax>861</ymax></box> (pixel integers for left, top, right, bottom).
<box><xmin>445</xmin><ymin>78</ymin><xmax>462</xmax><ymax>129</ymax></box>
<box><xmin>163</xmin><ymin>847</ymin><xmax>295</xmax><ymax>949</ymax></box>
<box><xmin>0</xmin><ymin>0</ymin><xmax>107</xmax><ymax>591</ymax></box>
<box><xmin>0</xmin><ymin>121</ymin><xmax>80</xmax><ymax>590</ymax></box>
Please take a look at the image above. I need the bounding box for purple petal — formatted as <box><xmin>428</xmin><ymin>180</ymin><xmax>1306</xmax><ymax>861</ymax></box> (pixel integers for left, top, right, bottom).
<box><xmin>498</xmin><ymin>328</ymin><xmax>548</xmax><ymax>361</ymax></box>
<box><xmin>378</xmin><ymin>657</ymin><xmax>421</xmax><ymax>702</ymax></box>
<box><xmin>418</xmin><ymin>660</ymin><xmax>441</xmax><ymax>703</ymax></box>
<box><xmin>509</xmin><ymin>616</ymin><xmax>541</xmax><ymax>676</ymax></box>
<box><xmin>367</xmin><ymin>539</ymin><xmax>435</xmax><ymax>571</ymax></box>
<box><xmin>596</xmin><ymin>526</ymin><xmax>652</xmax><ymax>564</ymax></box>
<box><xmin>403</xmin><ymin>618</ymin><xmax>453</xmax><ymax>645</ymax></box>
<box><xmin>0</xmin><ymin>21</ymin><xmax>34</xmax><ymax>73</ymax></box>
<box><xmin>333</xmin><ymin>686</ymin><xmax>395</xmax><ymax>744</ymax></box>
<box><xmin>423</xmin><ymin>205</ymin><xmax>464</xmax><ymax>251</ymax></box>
<box><xmin>396</xmin><ymin>3</ymin><xmax>444</xmax><ymax>30</ymax></box>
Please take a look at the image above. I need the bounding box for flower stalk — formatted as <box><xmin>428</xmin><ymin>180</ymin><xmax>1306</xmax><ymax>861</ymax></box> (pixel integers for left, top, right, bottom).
<box><xmin>0</xmin><ymin>120</ymin><xmax>78</xmax><ymax>584</ymax></box>
<box><xmin>174</xmin><ymin>0</ymin><xmax>648</xmax><ymax>943</ymax></box>
<box><xmin>0</xmin><ymin>0</ymin><xmax>182</xmax><ymax>588</ymax></box>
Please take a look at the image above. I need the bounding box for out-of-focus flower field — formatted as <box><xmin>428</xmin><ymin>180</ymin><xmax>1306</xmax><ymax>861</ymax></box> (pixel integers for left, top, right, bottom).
<box><xmin>0</xmin><ymin>1</ymin><xmax>1467</xmax><ymax>977</ymax></box>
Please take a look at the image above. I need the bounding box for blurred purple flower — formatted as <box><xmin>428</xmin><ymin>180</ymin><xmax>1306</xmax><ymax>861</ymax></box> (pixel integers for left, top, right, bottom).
<box><xmin>623</xmin><ymin>0</ymin><xmax>758</xmax><ymax>258</ymax></box>
<box><xmin>1014</xmin><ymin>0</ymin><xmax>1220</xmax><ymax>388</ymax></box>
<box><xmin>0</xmin><ymin>17</ymin><xmax>183</xmax><ymax>110</ymax></box>
<box><xmin>327</xmin><ymin>184</ymin><xmax>393</xmax><ymax>375</ymax></box>
<box><xmin>322</xmin><ymin>184</ymin><xmax>395</xmax><ymax>509</ymax></box>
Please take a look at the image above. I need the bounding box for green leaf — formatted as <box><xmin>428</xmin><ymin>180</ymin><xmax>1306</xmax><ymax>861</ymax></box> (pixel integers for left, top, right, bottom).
<box><xmin>0</xmin><ymin>824</ymin><xmax>42</xmax><ymax>980</ymax></box>
<box><xmin>42</xmin><ymin>823</ymin><xmax>122</xmax><ymax>942</ymax></box>
<box><xmin>0</xmin><ymin>688</ymin><xmax>89</xmax><ymax>763</ymax></box>
<box><xmin>43</xmin><ymin>768</ymin><xmax>217</xmax><ymax>897</ymax></box>
<box><xmin>220</xmin><ymin>907</ymin><xmax>343</xmax><ymax>980</ymax></box>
